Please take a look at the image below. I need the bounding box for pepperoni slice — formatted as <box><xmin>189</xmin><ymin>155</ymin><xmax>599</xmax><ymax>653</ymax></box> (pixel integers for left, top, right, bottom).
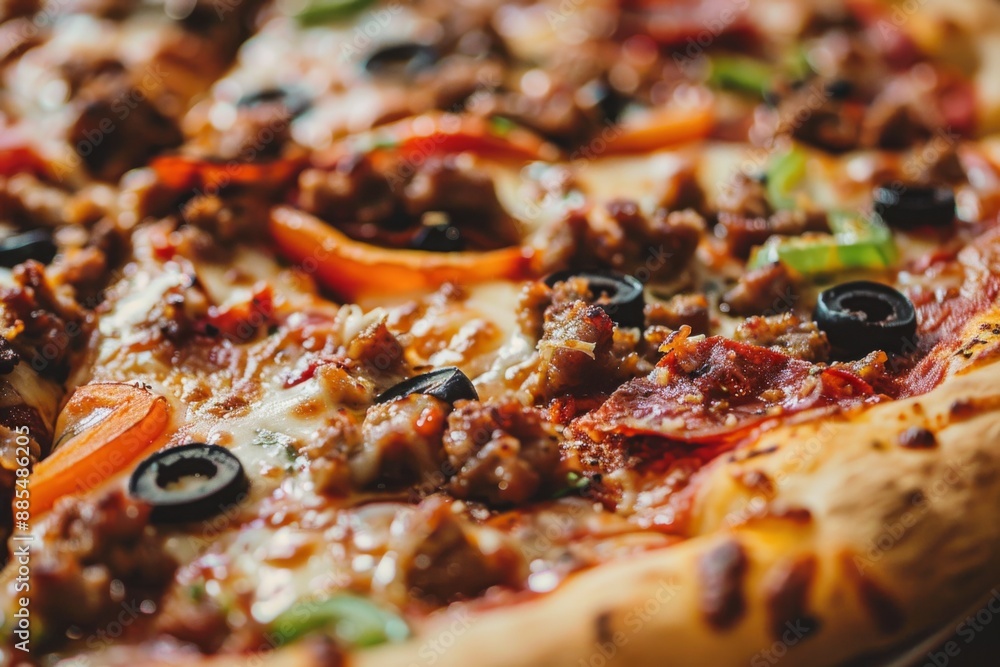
<box><xmin>574</xmin><ymin>336</ymin><xmax>875</xmax><ymax>445</ymax></box>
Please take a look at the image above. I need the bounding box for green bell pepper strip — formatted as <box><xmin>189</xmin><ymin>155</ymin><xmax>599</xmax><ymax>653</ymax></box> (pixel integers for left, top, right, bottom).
<box><xmin>269</xmin><ymin>594</ymin><xmax>410</xmax><ymax>648</ymax></box>
<box><xmin>708</xmin><ymin>56</ymin><xmax>773</xmax><ymax>99</ymax></box>
<box><xmin>784</xmin><ymin>46</ymin><xmax>813</xmax><ymax>82</ymax></box>
<box><xmin>765</xmin><ymin>146</ymin><xmax>808</xmax><ymax>210</ymax></box>
<box><xmin>748</xmin><ymin>210</ymin><xmax>898</xmax><ymax>275</ymax></box>
<box><xmin>296</xmin><ymin>0</ymin><xmax>375</xmax><ymax>26</ymax></box>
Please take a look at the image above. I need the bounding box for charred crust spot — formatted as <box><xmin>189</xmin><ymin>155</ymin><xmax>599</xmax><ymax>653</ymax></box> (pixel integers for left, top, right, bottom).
<box><xmin>898</xmin><ymin>426</ymin><xmax>937</xmax><ymax>449</ymax></box>
<box><xmin>699</xmin><ymin>539</ymin><xmax>748</xmax><ymax>631</ymax></box>
<box><xmin>768</xmin><ymin>507</ymin><xmax>813</xmax><ymax>524</ymax></box>
<box><xmin>949</xmin><ymin>399</ymin><xmax>977</xmax><ymax>419</ymax></box>
<box><xmin>842</xmin><ymin>554</ymin><xmax>905</xmax><ymax>634</ymax></box>
<box><xmin>737</xmin><ymin>470</ymin><xmax>776</xmax><ymax>497</ymax></box>
<box><xmin>595</xmin><ymin>611</ymin><xmax>615</xmax><ymax>645</ymax></box>
<box><xmin>764</xmin><ymin>554</ymin><xmax>820</xmax><ymax>641</ymax></box>
<box><xmin>745</xmin><ymin>444</ymin><xmax>779</xmax><ymax>460</ymax></box>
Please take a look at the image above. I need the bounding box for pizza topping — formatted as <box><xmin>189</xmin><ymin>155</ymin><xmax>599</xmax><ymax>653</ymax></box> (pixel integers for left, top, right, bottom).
<box><xmin>595</xmin><ymin>201</ymin><xmax>705</xmax><ymax>280</ymax></box>
<box><xmin>269</xmin><ymin>206</ymin><xmax>533</xmax><ymax>301</ymax></box>
<box><xmin>0</xmin><ymin>229</ymin><xmax>57</xmax><ymax>268</ymax></box>
<box><xmin>747</xmin><ymin>211</ymin><xmax>897</xmax><ymax>276</ymax></box>
<box><xmin>297</xmin><ymin>156</ymin><xmax>399</xmax><ymax>229</ymax></box>
<box><xmin>363</xmin><ymin>42</ymin><xmax>439</xmax><ymax>79</ymax></box>
<box><xmin>410</xmin><ymin>222</ymin><xmax>465</xmax><ymax>253</ymax></box>
<box><xmin>644</xmin><ymin>293</ymin><xmax>710</xmax><ymax>335</ymax></box>
<box><xmin>698</xmin><ymin>539</ymin><xmax>748</xmax><ymax>631</ymax></box>
<box><xmin>872</xmin><ymin>184</ymin><xmax>956</xmax><ymax>230</ymax></box>
<box><xmin>733</xmin><ymin>313</ymin><xmax>830</xmax><ymax>363</ymax></box>
<box><xmin>527</xmin><ymin>300</ymin><xmax>617</xmax><ymax>401</ymax></box>
<box><xmin>396</xmin><ymin>496</ymin><xmax>522</xmax><ymax>603</ymax></box>
<box><xmin>31</xmin><ymin>383</ymin><xmax>169</xmax><ymax>514</ymax></box>
<box><xmin>708</xmin><ymin>55</ymin><xmax>772</xmax><ymax>99</ymax></box>
<box><xmin>720</xmin><ymin>262</ymin><xmax>797</xmax><ymax>317</ymax></box>
<box><xmin>544</xmin><ymin>269</ymin><xmax>646</xmax><ymax>330</ymax></box>
<box><xmin>353</xmin><ymin>394</ymin><xmax>450</xmax><ymax>488</ymax></box>
<box><xmin>374</xmin><ymin>367</ymin><xmax>478</xmax><ymax>406</ymax></box>
<box><xmin>443</xmin><ymin>398</ymin><xmax>562</xmax><ymax>506</ymax></box>
<box><xmin>30</xmin><ymin>490</ymin><xmax>175</xmax><ymax>650</ymax></box>
<box><xmin>128</xmin><ymin>443</ymin><xmax>249</xmax><ymax>524</ymax></box>
<box><xmin>68</xmin><ymin>70</ymin><xmax>183</xmax><ymax>182</ymax></box>
<box><xmin>574</xmin><ymin>335</ymin><xmax>874</xmax><ymax>445</ymax></box>
<box><xmin>269</xmin><ymin>593</ymin><xmax>409</xmax><ymax>648</ymax></box>
<box><xmin>236</xmin><ymin>85</ymin><xmax>313</xmax><ymax>120</ymax></box>
<box><xmin>814</xmin><ymin>281</ymin><xmax>917</xmax><ymax>358</ymax></box>
<box><xmin>401</xmin><ymin>157</ymin><xmax>521</xmax><ymax>248</ymax></box>
<box><xmin>0</xmin><ymin>261</ymin><xmax>90</xmax><ymax>379</ymax></box>
<box><xmin>715</xmin><ymin>162</ymin><xmax>829</xmax><ymax>260</ymax></box>
<box><xmin>295</xmin><ymin>0</ymin><xmax>375</xmax><ymax>27</ymax></box>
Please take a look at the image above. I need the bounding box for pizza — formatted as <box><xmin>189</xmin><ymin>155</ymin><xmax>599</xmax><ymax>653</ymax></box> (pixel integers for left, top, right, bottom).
<box><xmin>3</xmin><ymin>0</ymin><xmax>1000</xmax><ymax>665</ymax></box>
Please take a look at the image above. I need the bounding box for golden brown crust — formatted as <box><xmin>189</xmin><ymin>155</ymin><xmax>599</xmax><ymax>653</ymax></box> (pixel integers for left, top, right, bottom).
<box><xmin>347</xmin><ymin>304</ymin><xmax>1000</xmax><ymax>667</ymax></box>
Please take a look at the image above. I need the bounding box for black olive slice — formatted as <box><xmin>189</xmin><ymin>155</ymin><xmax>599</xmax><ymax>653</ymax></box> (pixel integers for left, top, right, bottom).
<box><xmin>410</xmin><ymin>223</ymin><xmax>465</xmax><ymax>252</ymax></box>
<box><xmin>363</xmin><ymin>42</ymin><xmax>439</xmax><ymax>78</ymax></box>
<box><xmin>872</xmin><ymin>184</ymin><xmax>955</xmax><ymax>229</ymax></box>
<box><xmin>129</xmin><ymin>443</ymin><xmax>249</xmax><ymax>523</ymax></box>
<box><xmin>0</xmin><ymin>229</ymin><xmax>57</xmax><ymax>268</ymax></box>
<box><xmin>544</xmin><ymin>269</ymin><xmax>646</xmax><ymax>329</ymax></box>
<box><xmin>824</xmin><ymin>78</ymin><xmax>853</xmax><ymax>100</ymax></box>
<box><xmin>814</xmin><ymin>281</ymin><xmax>917</xmax><ymax>358</ymax></box>
<box><xmin>236</xmin><ymin>86</ymin><xmax>312</xmax><ymax>118</ymax></box>
<box><xmin>374</xmin><ymin>367</ymin><xmax>478</xmax><ymax>405</ymax></box>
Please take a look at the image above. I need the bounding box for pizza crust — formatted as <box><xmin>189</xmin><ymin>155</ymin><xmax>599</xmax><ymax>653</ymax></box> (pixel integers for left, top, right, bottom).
<box><xmin>337</xmin><ymin>306</ymin><xmax>1000</xmax><ymax>667</ymax></box>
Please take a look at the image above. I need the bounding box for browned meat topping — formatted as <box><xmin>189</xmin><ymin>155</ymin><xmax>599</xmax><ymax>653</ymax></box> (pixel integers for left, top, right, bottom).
<box><xmin>345</xmin><ymin>319</ymin><xmax>408</xmax><ymax>385</ymax></box>
<box><xmin>299</xmin><ymin>154</ymin><xmax>520</xmax><ymax>250</ymax></box>
<box><xmin>180</xmin><ymin>192</ymin><xmax>273</xmax><ymax>243</ymax></box>
<box><xmin>717</xmin><ymin>172</ymin><xmax>772</xmax><ymax>220</ymax></box>
<box><xmin>644</xmin><ymin>293</ymin><xmax>710</xmax><ymax>335</ymax></box>
<box><xmin>0</xmin><ymin>0</ymin><xmax>37</xmax><ymax>21</ymax></box>
<box><xmin>833</xmin><ymin>350</ymin><xmax>896</xmax><ymax>396</ymax></box>
<box><xmin>419</xmin><ymin>58</ymin><xmax>505</xmax><ymax>115</ymax></box>
<box><xmin>68</xmin><ymin>69</ymin><xmax>183</xmax><ymax>182</ymax></box>
<box><xmin>721</xmin><ymin>263</ymin><xmax>798</xmax><ymax>317</ymax></box>
<box><xmin>595</xmin><ymin>200</ymin><xmax>704</xmax><ymax>280</ymax></box>
<box><xmin>734</xmin><ymin>313</ymin><xmax>830</xmax><ymax>362</ymax></box>
<box><xmin>353</xmin><ymin>394</ymin><xmax>450</xmax><ymax>489</ymax></box>
<box><xmin>0</xmin><ymin>174</ymin><xmax>72</xmax><ymax>228</ymax></box>
<box><xmin>31</xmin><ymin>491</ymin><xmax>176</xmax><ymax>650</ymax></box>
<box><xmin>789</xmin><ymin>93</ymin><xmax>864</xmax><ymax>153</ymax></box>
<box><xmin>914</xmin><ymin>145</ymin><xmax>966</xmax><ymax>185</ymax></box>
<box><xmin>298</xmin><ymin>156</ymin><xmax>398</xmax><ymax>228</ymax></box>
<box><xmin>444</xmin><ymin>398</ymin><xmax>562</xmax><ymax>506</ymax></box>
<box><xmin>154</xmin><ymin>589</ymin><xmax>230</xmax><ymax>653</ymax></box>
<box><xmin>402</xmin><ymin>496</ymin><xmax>521</xmax><ymax>603</ymax></box>
<box><xmin>699</xmin><ymin>539</ymin><xmax>749</xmax><ymax>630</ymax></box>
<box><xmin>716</xmin><ymin>174</ymin><xmax>828</xmax><ymax>258</ymax></box>
<box><xmin>0</xmin><ymin>261</ymin><xmax>90</xmax><ymax>379</ymax></box>
<box><xmin>401</xmin><ymin>156</ymin><xmax>521</xmax><ymax>246</ymax></box>
<box><xmin>527</xmin><ymin>300</ymin><xmax>617</xmax><ymax>401</ymax></box>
